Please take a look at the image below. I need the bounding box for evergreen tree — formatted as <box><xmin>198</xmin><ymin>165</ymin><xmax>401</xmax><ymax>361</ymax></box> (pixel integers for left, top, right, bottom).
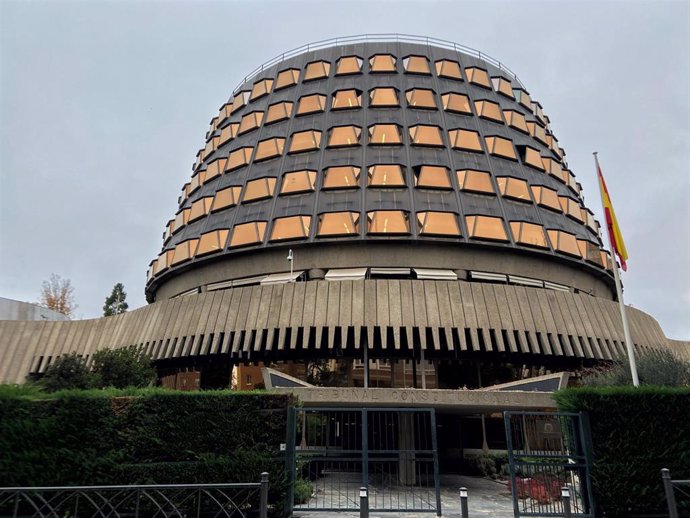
<box><xmin>103</xmin><ymin>283</ymin><xmax>128</xmax><ymax>316</ymax></box>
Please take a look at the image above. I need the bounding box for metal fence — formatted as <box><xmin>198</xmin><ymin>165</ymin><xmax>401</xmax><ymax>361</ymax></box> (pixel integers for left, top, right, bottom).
<box><xmin>287</xmin><ymin>407</ymin><xmax>441</xmax><ymax>515</ymax></box>
<box><xmin>0</xmin><ymin>475</ymin><xmax>269</xmax><ymax>518</ymax></box>
<box><xmin>662</xmin><ymin>468</ymin><xmax>690</xmax><ymax>518</ymax></box>
<box><xmin>504</xmin><ymin>411</ymin><xmax>594</xmax><ymax>518</ymax></box>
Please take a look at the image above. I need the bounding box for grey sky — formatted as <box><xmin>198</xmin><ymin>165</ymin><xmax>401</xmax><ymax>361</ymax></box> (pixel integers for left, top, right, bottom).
<box><xmin>1</xmin><ymin>0</ymin><xmax>688</xmax><ymax>339</ymax></box>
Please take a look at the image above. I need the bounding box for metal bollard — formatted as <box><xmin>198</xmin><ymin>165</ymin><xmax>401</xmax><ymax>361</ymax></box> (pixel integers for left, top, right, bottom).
<box><xmin>561</xmin><ymin>486</ymin><xmax>572</xmax><ymax>518</ymax></box>
<box><xmin>459</xmin><ymin>487</ymin><xmax>469</xmax><ymax>518</ymax></box>
<box><xmin>360</xmin><ymin>486</ymin><xmax>369</xmax><ymax>518</ymax></box>
<box><xmin>661</xmin><ymin>468</ymin><xmax>679</xmax><ymax>518</ymax></box>
<box><xmin>260</xmin><ymin>472</ymin><xmax>269</xmax><ymax>518</ymax></box>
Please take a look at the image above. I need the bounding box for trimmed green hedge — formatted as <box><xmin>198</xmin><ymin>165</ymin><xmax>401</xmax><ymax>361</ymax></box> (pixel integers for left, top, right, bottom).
<box><xmin>0</xmin><ymin>387</ymin><xmax>294</xmax><ymax>516</ymax></box>
<box><xmin>555</xmin><ymin>386</ymin><xmax>690</xmax><ymax>517</ymax></box>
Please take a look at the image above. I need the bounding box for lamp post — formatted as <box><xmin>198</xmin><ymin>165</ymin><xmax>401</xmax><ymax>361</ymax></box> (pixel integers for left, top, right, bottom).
<box><xmin>287</xmin><ymin>249</ymin><xmax>294</xmax><ymax>281</ymax></box>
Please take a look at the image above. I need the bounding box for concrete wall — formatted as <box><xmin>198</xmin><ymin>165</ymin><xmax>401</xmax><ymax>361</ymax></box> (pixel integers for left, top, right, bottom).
<box><xmin>0</xmin><ymin>297</ymin><xmax>68</xmax><ymax>322</ymax></box>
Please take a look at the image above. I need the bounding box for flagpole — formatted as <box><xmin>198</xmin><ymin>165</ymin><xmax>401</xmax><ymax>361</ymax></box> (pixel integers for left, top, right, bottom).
<box><xmin>594</xmin><ymin>152</ymin><xmax>640</xmax><ymax>386</ymax></box>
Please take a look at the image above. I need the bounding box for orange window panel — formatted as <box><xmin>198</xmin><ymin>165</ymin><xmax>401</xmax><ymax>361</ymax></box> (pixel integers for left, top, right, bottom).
<box><xmin>583</xmin><ymin>209</ymin><xmax>598</xmax><ymax>233</ymax></box>
<box><xmin>369</xmin><ymin>87</ymin><xmax>400</xmax><ymax>107</ymax></box>
<box><xmin>219</xmin><ymin>102</ymin><xmax>233</xmax><ymax>122</ymax></box>
<box><xmin>238</xmin><ymin>111</ymin><xmax>264</xmax><ymax>135</ymax></box>
<box><xmin>189</xmin><ymin>171</ymin><xmax>207</xmax><ymax>194</ymax></box>
<box><xmin>227</xmin><ymin>147</ymin><xmax>253</xmax><ymax>171</ymax></box>
<box><xmin>547</xmin><ymin>230</ymin><xmax>581</xmax><ymax>257</ymax></box>
<box><xmin>171</xmin><ymin>239</ymin><xmax>199</xmax><ymax>266</ymax></box>
<box><xmin>457</xmin><ymin>169</ymin><xmax>495</xmax><ymax>194</ymax></box>
<box><xmin>527</xmin><ymin>122</ymin><xmax>548</xmax><ymax>145</ymax></box>
<box><xmin>367</xmin><ymin>211</ymin><xmax>410</xmax><ymax>235</ymax></box>
<box><xmin>369</xmin><ymin>54</ymin><xmax>396</xmax><ymax>73</ymax></box>
<box><xmin>196</xmin><ymin>229</ymin><xmax>230</xmax><ymax>257</ymax></box>
<box><xmin>332</xmin><ymin>89</ymin><xmax>362</xmax><ymax>110</ymax></box>
<box><xmin>407</xmin><ymin>125</ymin><xmax>443</xmax><ymax>147</ymax></box>
<box><xmin>559</xmin><ymin>196</ymin><xmax>584</xmax><ymax>222</ymax></box>
<box><xmin>243</xmin><ymin>177</ymin><xmax>277</xmax><ymax>203</ymax></box>
<box><xmin>254</xmin><ymin>137</ymin><xmax>285</xmax><ymax>162</ymax></box>
<box><xmin>219</xmin><ymin>123</ymin><xmax>239</xmax><ymax>146</ymax></box>
<box><xmin>578</xmin><ymin>239</ymin><xmax>605</xmax><ymax>266</ymax></box>
<box><xmin>274</xmin><ymin>68</ymin><xmax>300</xmax><ymax>90</ymax></box>
<box><xmin>475</xmin><ymin>100</ymin><xmax>504</xmax><ymax>123</ymax></box>
<box><xmin>492</xmin><ymin>77</ymin><xmax>515</xmax><ymax>99</ymax></box>
<box><xmin>297</xmin><ymin>94</ymin><xmax>327</xmax><ymax>115</ymax></box>
<box><xmin>532</xmin><ymin>102</ymin><xmax>547</xmax><ymax>125</ymax></box>
<box><xmin>449</xmin><ymin>129</ymin><xmax>482</xmax><ymax>152</ymax></box>
<box><xmin>542</xmin><ymin>157</ymin><xmax>564</xmax><ymax>181</ymax></box>
<box><xmin>328</xmin><ymin>126</ymin><xmax>361</xmax><ymax>148</ymax></box>
<box><xmin>406</xmin><ymin>89</ymin><xmax>436</xmax><ymax>109</ymax></box>
<box><xmin>514</xmin><ymin>89</ymin><xmax>532</xmax><ymax>110</ymax></box>
<box><xmin>163</xmin><ymin>220</ymin><xmax>175</xmax><ymax>242</ymax></box>
<box><xmin>369</xmin><ymin>124</ymin><xmax>402</xmax><ymax>145</ymax></box>
<box><xmin>289</xmin><ymin>130</ymin><xmax>322</xmax><ymax>153</ymax></box>
<box><xmin>503</xmin><ymin>110</ymin><xmax>529</xmax><ymax>134</ymax></box>
<box><xmin>336</xmin><ymin>56</ymin><xmax>363</xmax><ymax>75</ymax></box>
<box><xmin>317</xmin><ymin>212</ymin><xmax>360</xmax><ymax>237</ymax></box>
<box><xmin>204</xmin><ymin>158</ymin><xmax>227</xmax><ymax>183</ymax></box>
<box><xmin>229</xmin><ymin>221</ymin><xmax>267</xmax><ymax>248</ymax></box>
<box><xmin>250</xmin><ymin>78</ymin><xmax>273</xmax><ymax>101</ymax></box>
<box><xmin>403</xmin><ymin>55</ymin><xmax>431</xmax><ymax>75</ymax></box>
<box><xmin>231</xmin><ymin>91</ymin><xmax>250</xmax><ymax>114</ymax></box>
<box><xmin>265</xmin><ymin>101</ymin><xmax>293</xmax><ymax>125</ymax></box>
<box><xmin>173</xmin><ymin>208</ymin><xmax>191</xmax><ymax>232</ymax></box>
<box><xmin>270</xmin><ymin>216</ymin><xmax>311</xmax><ymax>242</ymax></box>
<box><xmin>212</xmin><ymin>186</ymin><xmax>242</xmax><ymax>212</ymax></box>
<box><xmin>465</xmin><ymin>67</ymin><xmax>491</xmax><ymax>88</ymax></box>
<box><xmin>465</xmin><ymin>215</ymin><xmax>508</xmax><ymax>242</ymax></box>
<box><xmin>155</xmin><ymin>249</ymin><xmax>175</xmax><ymax>273</ymax></box>
<box><xmin>204</xmin><ymin>136</ymin><xmax>219</xmax><ymax>158</ymax></box>
<box><xmin>435</xmin><ymin>60</ymin><xmax>463</xmax><ymax>80</ymax></box>
<box><xmin>442</xmin><ymin>93</ymin><xmax>472</xmax><ymax>115</ymax></box>
<box><xmin>189</xmin><ymin>196</ymin><xmax>214</xmax><ymax>222</ymax></box>
<box><xmin>601</xmin><ymin>250</ymin><xmax>613</xmax><ymax>271</ymax></box>
<box><xmin>522</xmin><ymin>147</ymin><xmax>545</xmax><ymax>171</ymax></box>
<box><xmin>497</xmin><ymin>177</ymin><xmax>531</xmax><ymax>203</ymax></box>
<box><xmin>417</xmin><ymin>212</ymin><xmax>461</xmax><ymax>236</ymax></box>
<box><xmin>485</xmin><ymin>136</ymin><xmax>517</xmax><ymax>160</ymax></box>
<box><xmin>415</xmin><ymin>166</ymin><xmax>452</xmax><ymax>189</ymax></box>
<box><xmin>368</xmin><ymin>165</ymin><xmax>406</xmax><ymax>187</ymax></box>
<box><xmin>510</xmin><ymin>221</ymin><xmax>548</xmax><ymax>249</ymax></box>
<box><xmin>304</xmin><ymin>60</ymin><xmax>330</xmax><ymax>81</ymax></box>
<box><xmin>323</xmin><ymin>166</ymin><xmax>361</xmax><ymax>190</ymax></box>
<box><xmin>530</xmin><ymin>186</ymin><xmax>562</xmax><ymax>212</ymax></box>
<box><xmin>281</xmin><ymin>170</ymin><xmax>317</xmax><ymax>195</ymax></box>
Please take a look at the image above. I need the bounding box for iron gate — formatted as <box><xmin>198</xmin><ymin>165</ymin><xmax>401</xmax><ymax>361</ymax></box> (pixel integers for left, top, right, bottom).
<box><xmin>287</xmin><ymin>407</ymin><xmax>441</xmax><ymax>515</ymax></box>
<box><xmin>504</xmin><ymin>411</ymin><xmax>595</xmax><ymax>518</ymax></box>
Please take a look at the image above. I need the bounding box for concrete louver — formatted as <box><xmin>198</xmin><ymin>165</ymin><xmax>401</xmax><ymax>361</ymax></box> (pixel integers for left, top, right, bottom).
<box><xmin>0</xmin><ymin>279</ymin><xmax>676</xmax><ymax>384</ymax></box>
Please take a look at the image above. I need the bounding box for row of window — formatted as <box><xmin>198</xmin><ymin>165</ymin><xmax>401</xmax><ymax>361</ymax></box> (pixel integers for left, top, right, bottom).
<box><xmin>150</xmin><ymin>213</ymin><xmax>606</xmax><ymax>279</ymax></box>
<box><xmin>167</xmin><ymin>165</ymin><xmax>596</xmax><ymax>242</ymax></box>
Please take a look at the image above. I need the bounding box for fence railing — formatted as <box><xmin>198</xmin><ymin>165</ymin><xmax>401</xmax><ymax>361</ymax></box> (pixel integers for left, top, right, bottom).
<box><xmin>230</xmin><ymin>33</ymin><xmax>525</xmax><ymax>97</ymax></box>
<box><xmin>662</xmin><ymin>468</ymin><xmax>690</xmax><ymax>518</ymax></box>
<box><xmin>0</xmin><ymin>473</ymin><xmax>269</xmax><ymax>518</ymax></box>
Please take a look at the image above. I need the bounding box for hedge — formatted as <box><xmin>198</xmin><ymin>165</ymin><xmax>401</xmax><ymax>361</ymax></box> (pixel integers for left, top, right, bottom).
<box><xmin>554</xmin><ymin>386</ymin><xmax>690</xmax><ymax>517</ymax></box>
<box><xmin>0</xmin><ymin>387</ymin><xmax>294</xmax><ymax>516</ymax></box>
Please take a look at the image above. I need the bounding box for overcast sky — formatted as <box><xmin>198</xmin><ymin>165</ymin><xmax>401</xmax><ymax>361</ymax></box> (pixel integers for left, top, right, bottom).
<box><xmin>1</xmin><ymin>0</ymin><xmax>688</xmax><ymax>339</ymax></box>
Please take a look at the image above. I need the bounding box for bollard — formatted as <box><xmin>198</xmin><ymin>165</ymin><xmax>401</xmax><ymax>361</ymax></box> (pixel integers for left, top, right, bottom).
<box><xmin>359</xmin><ymin>486</ymin><xmax>369</xmax><ymax>518</ymax></box>
<box><xmin>561</xmin><ymin>486</ymin><xmax>572</xmax><ymax>518</ymax></box>
<box><xmin>459</xmin><ymin>487</ymin><xmax>469</xmax><ymax>518</ymax></box>
<box><xmin>260</xmin><ymin>472</ymin><xmax>269</xmax><ymax>518</ymax></box>
<box><xmin>661</xmin><ymin>468</ymin><xmax>679</xmax><ymax>518</ymax></box>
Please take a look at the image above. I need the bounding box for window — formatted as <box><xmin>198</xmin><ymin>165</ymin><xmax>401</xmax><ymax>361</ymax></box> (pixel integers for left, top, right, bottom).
<box><xmin>368</xmin><ymin>124</ymin><xmax>402</xmax><ymax>145</ymax></box>
<box><xmin>485</xmin><ymin>136</ymin><xmax>517</xmax><ymax>160</ymax></box>
<box><xmin>229</xmin><ymin>221</ymin><xmax>267</xmax><ymax>248</ymax></box>
<box><xmin>231</xmin><ymin>91</ymin><xmax>250</xmax><ymax>114</ymax></box>
<box><xmin>243</xmin><ymin>177</ymin><xmax>277</xmax><ymax>203</ymax></box>
<box><xmin>317</xmin><ymin>212</ymin><xmax>360</xmax><ymax>236</ymax></box>
<box><xmin>409</xmin><ymin>125</ymin><xmax>444</xmax><ymax>147</ymax></box>
<box><xmin>497</xmin><ymin>177</ymin><xmax>531</xmax><ymax>202</ymax></box>
<box><xmin>265</xmin><ymin>101</ymin><xmax>293</xmax><ymax>125</ymax></box>
<box><xmin>219</xmin><ymin>123</ymin><xmax>239</xmax><ymax>146</ymax></box>
<box><xmin>510</xmin><ymin>221</ymin><xmax>548</xmax><ymax>249</ymax></box>
<box><xmin>403</xmin><ymin>55</ymin><xmax>431</xmax><ymax>75</ymax></box>
<box><xmin>415</xmin><ymin>165</ymin><xmax>452</xmax><ymax>189</ymax></box>
<box><xmin>475</xmin><ymin>100</ymin><xmax>504</xmax><ymax>123</ymax></box>
<box><xmin>304</xmin><ymin>60</ymin><xmax>330</xmax><ymax>81</ymax></box>
<box><xmin>171</xmin><ymin>239</ymin><xmax>199</xmax><ymax>265</ymax></box>
<box><xmin>289</xmin><ymin>130</ymin><xmax>321</xmax><ymax>153</ymax></box>
<box><xmin>519</xmin><ymin>146</ymin><xmax>545</xmax><ymax>171</ymax></box>
<box><xmin>196</xmin><ymin>229</ymin><xmax>230</xmax><ymax>257</ymax></box>
<box><xmin>492</xmin><ymin>77</ymin><xmax>514</xmax><ymax>99</ymax></box>
<box><xmin>163</xmin><ymin>220</ymin><xmax>174</xmax><ymax>242</ymax></box>
<box><xmin>559</xmin><ymin>196</ymin><xmax>584</xmax><ymax>222</ymax></box>
<box><xmin>435</xmin><ymin>59</ymin><xmax>463</xmax><ymax>80</ymax></box>
<box><xmin>254</xmin><ymin>137</ymin><xmax>285</xmax><ymax>162</ymax></box>
<box><xmin>155</xmin><ymin>250</ymin><xmax>174</xmax><ymax>274</ymax></box>
<box><xmin>369</xmin><ymin>54</ymin><xmax>396</xmax><ymax>73</ymax></box>
<box><xmin>530</xmin><ymin>185</ymin><xmax>562</xmax><ymax>212</ymax></box>
<box><xmin>532</xmin><ymin>102</ymin><xmax>547</xmax><ymax>125</ymax></box>
<box><xmin>367</xmin><ymin>211</ymin><xmax>410</xmax><ymax>234</ymax></box>
<box><xmin>204</xmin><ymin>136</ymin><xmax>219</xmax><ymax>158</ymax></box>
<box><xmin>238</xmin><ymin>111</ymin><xmax>264</xmax><ymax>135</ymax></box>
<box><xmin>417</xmin><ymin>212</ymin><xmax>460</xmax><ymax>236</ymax></box>
<box><xmin>582</xmin><ymin>209</ymin><xmax>599</xmax><ymax>233</ymax></box>
<box><xmin>565</xmin><ymin>170</ymin><xmax>580</xmax><ymax>193</ymax></box>
<box><xmin>465</xmin><ymin>67</ymin><xmax>491</xmax><ymax>88</ymax></box>
<box><xmin>274</xmin><ymin>68</ymin><xmax>300</xmax><ymax>90</ymax></box>
<box><xmin>204</xmin><ymin>158</ymin><xmax>227</xmax><ymax>183</ymax></box>
<box><xmin>547</xmin><ymin>230</ymin><xmax>581</xmax><ymax>257</ymax></box>
<box><xmin>449</xmin><ymin>129</ymin><xmax>482</xmax><ymax>152</ymax></box>
<box><xmin>332</xmin><ymin>89</ymin><xmax>362</xmax><ymax>110</ymax></box>
<box><xmin>280</xmin><ymin>170</ymin><xmax>316</xmax><ymax>195</ymax></box>
<box><xmin>219</xmin><ymin>102</ymin><xmax>233</xmax><ymax>122</ymax></box>
<box><xmin>270</xmin><ymin>215</ymin><xmax>311</xmax><ymax>242</ymax></box>
<box><xmin>336</xmin><ymin>56</ymin><xmax>363</xmax><ymax>75</ymax></box>
<box><xmin>526</xmin><ymin>122</ymin><xmax>548</xmax><ymax>145</ymax></box>
<box><xmin>323</xmin><ymin>166</ymin><xmax>360</xmax><ymax>190</ymax></box>
<box><xmin>601</xmin><ymin>250</ymin><xmax>613</xmax><ymax>270</ymax></box>
<box><xmin>578</xmin><ymin>240</ymin><xmax>604</xmax><ymax>266</ymax></box>
<box><xmin>442</xmin><ymin>93</ymin><xmax>472</xmax><ymax>115</ymax></box>
<box><xmin>542</xmin><ymin>157</ymin><xmax>564</xmax><ymax>181</ymax></box>
<box><xmin>297</xmin><ymin>94</ymin><xmax>327</xmax><ymax>115</ymax></box>
<box><xmin>466</xmin><ymin>215</ymin><xmax>508</xmax><ymax>241</ymax></box>
<box><xmin>212</xmin><ymin>186</ymin><xmax>242</xmax><ymax>212</ymax></box>
<box><xmin>503</xmin><ymin>110</ymin><xmax>529</xmax><ymax>134</ymax></box>
<box><xmin>368</xmin><ymin>165</ymin><xmax>406</xmax><ymax>187</ymax></box>
<box><xmin>406</xmin><ymin>89</ymin><xmax>436</xmax><ymax>109</ymax></box>
<box><xmin>189</xmin><ymin>196</ymin><xmax>214</xmax><ymax>222</ymax></box>
<box><xmin>250</xmin><ymin>78</ymin><xmax>273</xmax><ymax>101</ymax></box>
<box><xmin>227</xmin><ymin>147</ymin><xmax>253</xmax><ymax>171</ymax></box>
<box><xmin>173</xmin><ymin>208</ymin><xmax>191</xmax><ymax>232</ymax></box>
<box><xmin>328</xmin><ymin>126</ymin><xmax>361</xmax><ymax>147</ymax></box>
<box><xmin>369</xmin><ymin>87</ymin><xmax>399</xmax><ymax>107</ymax></box>
<box><xmin>189</xmin><ymin>171</ymin><xmax>208</xmax><ymax>194</ymax></box>
<box><xmin>457</xmin><ymin>169</ymin><xmax>495</xmax><ymax>194</ymax></box>
<box><xmin>513</xmin><ymin>89</ymin><xmax>532</xmax><ymax>110</ymax></box>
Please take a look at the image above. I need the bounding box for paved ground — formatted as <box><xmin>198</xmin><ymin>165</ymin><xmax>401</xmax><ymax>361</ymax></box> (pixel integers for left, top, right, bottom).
<box><xmin>293</xmin><ymin>474</ymin><xmax>514</xmax><ymax>518</ymax></box>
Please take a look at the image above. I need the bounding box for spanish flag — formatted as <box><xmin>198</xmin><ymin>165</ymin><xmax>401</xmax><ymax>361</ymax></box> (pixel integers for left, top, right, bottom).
<box><xmin>596</xmin><ymin>155</ymin><xmax>629</xmax><ymax>271</ymax></box>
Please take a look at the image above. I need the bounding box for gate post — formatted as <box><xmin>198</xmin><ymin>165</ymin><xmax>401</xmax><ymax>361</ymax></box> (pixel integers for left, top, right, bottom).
<box><xmin>430</xmin><ymin>409</ymin><xmax>442</xmax><ymax>517</ymax></box>
<box><xmin>503</xmin><ymin>412</ymin><xmax>521</xmax><ymax>518</ymax></box>
<box><xmin>561</xmin><ymin>486</ymin><xmax>572</xmax><ymax>518</ymax></box>
<box><xmin>361</xmin><ymin>408</ymin><xmax>369</xmax><ymax>488</ymax></box>
<box><xmin>661</xmin><ymin>468</ymin><xmax>679</xmax><ymax>518</ymax></box>
<box><xmin>578</xmin><ymin>411</ymin><xmax>597</xmax><ymax>517</ymax></box>
<box><xmin>359</xmin><ymin>487</ymin><xmax>369</xmax><ymax>518</ymax></box>
<box><xmin>285</xmin><ymin>406</ymin><xmax>297</xmax><ymax>515</ymax></box>
<box><xmin>260</xmin><ymin>472</ymin><xmax>269</xmax><ymax>518</ymax></box>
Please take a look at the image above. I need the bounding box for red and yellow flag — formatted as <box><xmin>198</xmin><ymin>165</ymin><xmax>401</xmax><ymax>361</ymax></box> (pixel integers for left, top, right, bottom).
<box><xmin>596</xmin><ymin>156</ymin><xmax>629</xmax><ymax>271</ymax></box>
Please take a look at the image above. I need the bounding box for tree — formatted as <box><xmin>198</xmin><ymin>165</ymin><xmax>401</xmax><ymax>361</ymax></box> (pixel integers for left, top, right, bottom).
<box><xmin>39</xmin><ymin>352</ymin><xmax>94</xmax><ymax>392</ymax></box>
<box><xmin>583</xmin><ymin>348</ymin><xmax>690</xmax><ymax>387</ymax></box>
<box><xmin>103</xmin><ymin>283</ymin><xmax>128</xmax><ymax>316</ymax></box>
<box><xmin>91</xmin><ymin>346</ymin><xmax>156</xmax><ymax>389</ymax></box>
<box><xmin>40</xmin><ymin>274</ymin><xmax>77</xmax><ymax>318</ymax></box>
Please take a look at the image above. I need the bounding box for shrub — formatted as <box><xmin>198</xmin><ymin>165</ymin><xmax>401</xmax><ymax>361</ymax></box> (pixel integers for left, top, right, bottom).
<box><xmin>91</xmin><ymin>346</ymin><xmax>156</xmax><ymax>389</ymax></box>
<box><xmin>39</xmin><ymin>352</ymin><xmax>95</xmax><ymax>392</ymax></box>
<box><xmin>582</xmin><ymin>348</ymin><xmax>690</xmax><ymax>387</ymax></box>
<box><xmin>464</xmin><ymin>452</ymin><xmax>509</xmax><ymax>480</ymax></box>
